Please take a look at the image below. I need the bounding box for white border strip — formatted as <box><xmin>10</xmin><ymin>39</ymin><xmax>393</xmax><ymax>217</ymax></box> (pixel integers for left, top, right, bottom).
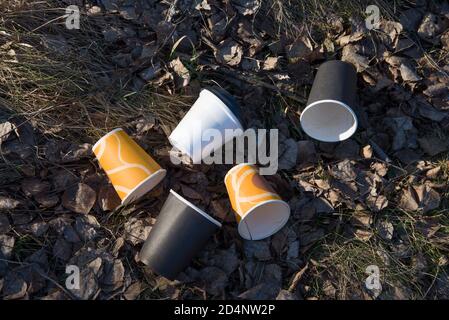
<box><xmin>169</xmin><ymin>189</ymin><xmax>222</xmax><ymax>228</ymax></box>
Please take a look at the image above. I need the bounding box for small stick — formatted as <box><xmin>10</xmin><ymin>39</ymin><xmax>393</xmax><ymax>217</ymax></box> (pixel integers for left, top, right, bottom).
<box><xmin>288</xmin><ymin>263</ymin><xmax>309</xmax><ymax>293</ymax></box>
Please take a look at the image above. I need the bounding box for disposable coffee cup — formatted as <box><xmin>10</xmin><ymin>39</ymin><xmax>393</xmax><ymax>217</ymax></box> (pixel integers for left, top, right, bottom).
<box><xmin>224</xmin><ymin>163</ymin><xmax>290</xmax><ymax>240</ymax></box>
<box><xmin>300</xmin><ymin>60</ymin><xmax>358</xmax><ymax>142</ymax></box>
<box><xmin>139</xmin><ymin>189</ymin><xmax>221</xmax><ymax>280</ymax></box>
<box><xmin>168</xmin><ymin>87</ymin><xmax>244</xmax><ymax>163</ymax></box>
<box><xmin>92</xmin><ymin>128</ymin><xmax>166</xmax><ymax>206</ymax></box>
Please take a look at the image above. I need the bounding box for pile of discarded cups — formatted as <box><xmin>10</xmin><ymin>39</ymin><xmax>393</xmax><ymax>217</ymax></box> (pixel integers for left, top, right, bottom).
<box><xmin>92</xmin><ymin>60</ymin><xmax>359</xmax><ymax>280</ymax></box>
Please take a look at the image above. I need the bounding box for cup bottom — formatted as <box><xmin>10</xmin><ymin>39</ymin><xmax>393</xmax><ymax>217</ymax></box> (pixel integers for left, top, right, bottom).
<box><xmin>238</xmin><ymin>199</ymin><xmax>290</xmax><ymax>240</ymax></box>
<box><xmin>120</xmin><ymin>169</ymin><xmax>167</xmax><ymax>206</ymax></box>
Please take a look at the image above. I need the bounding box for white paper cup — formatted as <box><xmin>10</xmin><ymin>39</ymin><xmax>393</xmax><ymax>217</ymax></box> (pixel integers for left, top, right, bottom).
<box><xmin>168</xmin><ymin>88</ymin><xmax>244</xmax><ymax>163</ymax></box>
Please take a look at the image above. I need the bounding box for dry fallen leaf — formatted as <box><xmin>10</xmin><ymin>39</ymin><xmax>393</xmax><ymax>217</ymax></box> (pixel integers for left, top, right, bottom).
<box><xmin>0</xmin><ymin>196</ymin><xmax>21</xmax><ymax>210</ymax></box>
<box><xmin>354</xmin><ymin>228</ymin><xmax>373</xmax><ymax>241</ymax></box>
<box><xmin>341</xmin><ymin>44</ymin><xmax>369</xmax><ymax>72</ymax></box>
<box><xmin>399</xmin><ymin>184</ymin><xmax>441</xmax><ymax>213</ymax></box>
<box><xmin>0</xmin><ymin>121</ymin><xmax>14</xmax><ymax>146</ymax></box>
<box><xmin>263</xmin><ymin>56</ymin><xmax>279</xmax><ymax>70</ymax></box>
<box><xmin>169</xmin><ymin>57</ymin><xmax>191</xmax><ymax>88</ymax></box>
<box><xmin>232</xmin><ymin>0</ymin><xmax>261</xmax><ymax>16</ymax></box>
<box><xmin>399</xmin><ymin>62</ymin><xmax>421</xmax><ymax>82</ymax></box>
<box><xmin>215</xmin><ymin>39</ymin><xmax>243</xmax><ymax>66</ymax></box>
<box><xmin>62</xmin><ymin>183</ymin><xmax>96</xmax><ymax>214</ymax></box>
<box><xmin>366</xmin><ymin>195</ymin><xmax>388</xmax><ymax>212</ymax></box>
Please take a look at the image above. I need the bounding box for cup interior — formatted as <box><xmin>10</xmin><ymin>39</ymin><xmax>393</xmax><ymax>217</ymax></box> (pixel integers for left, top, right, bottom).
<box><xmin>300</xmin><ymin>100</ymin><xmax>357</xmax><ymax>142</ymax></box>
<box><xmin>238</xmin><ymin>200</ymin><xmax>290</xmax><ymax>240</ymax></box>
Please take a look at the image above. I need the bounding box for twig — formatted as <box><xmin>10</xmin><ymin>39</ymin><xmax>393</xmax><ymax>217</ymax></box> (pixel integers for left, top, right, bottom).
<box><xmin>207</xmin><ymin>68</ymin><xmax>307</xmax><ymax>104</ymax></box>
<box><xmin>288</xmin><ymin>263</ymin><xmax>309</xmax><ymax>292</ymax></box>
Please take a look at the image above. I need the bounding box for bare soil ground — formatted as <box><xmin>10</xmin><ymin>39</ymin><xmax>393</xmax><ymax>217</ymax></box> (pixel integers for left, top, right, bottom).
<box><xmin>1</xmin><ymin>0</ymin><xmax>449</xmax><ymax>300</ymax></box>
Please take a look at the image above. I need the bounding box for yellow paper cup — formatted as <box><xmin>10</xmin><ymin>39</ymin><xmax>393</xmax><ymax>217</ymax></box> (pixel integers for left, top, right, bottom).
<box><xmin>92</xmin><ymin>128</ymin><xmax>166</xmax><ymax>206</ymax></box>
<box><xmin>224</xmin><ymin>163</ymin><xmax>290</xmax><ymax>240</ymax></box>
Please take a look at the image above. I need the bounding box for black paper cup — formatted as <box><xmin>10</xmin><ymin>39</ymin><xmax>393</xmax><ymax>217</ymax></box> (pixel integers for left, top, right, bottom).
<box><xmin>300</xmin><ymin>60</ymin><xmax>358</xmax><ymax>142</ymax></box>
<box><xmin>139</xmin><ymin>189</ymin><xmax>221</xmax><ymax>280</ymax></box>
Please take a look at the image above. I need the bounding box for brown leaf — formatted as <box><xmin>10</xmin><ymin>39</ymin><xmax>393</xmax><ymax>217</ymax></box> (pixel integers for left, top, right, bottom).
<box><xmin>181</xmin><ymin>184</ymin><xmax>203</xmax><ymax>201</ymax></box>
<box><xmin>399</xmin><ymin>185</ymin><xmax>441</xmax><ymax>213</ymax></box>
<box><xmin>371</xmin><ymin>162</ymin><xmax>388</xmax><ymax>177</ymax></box>
<box><xmin>262</xmin><ymin>56</ymin><xmax>279</xmax><ymax>70</ymax></box>
<box><xmin>377</xmin><ymin>220</ymin><xmax>394</xmax><ymax>240</ymax></box>
<box><xmin>398</xmin><ymin>186</ymin><xmax>419</xmax><ymax>211</ymax></box>
<box><xmin>341</xmin><ymin>45</ymin><xmax>369</xmax><ymax>72</ymax></box>
<box><xmin>0</xmin><ymin>121</ymin><xmax>14</xmax><ymax>146</ymax></box>
<box><xmin>330</xmin><ymin>160</ymin><xmax>357</xmax><ymax>182</ymax></box>
<box><xmin>34</xmin><ymin>193</ymin><xmax>59</xmax><ymax>208</ymax></box>
<box><xmin>286</xmin><ymin>39</ymin><xmax>312</xmax><ymax>63</ymax></box>
<box><xmin>426</xmin><ymin>166</ymin><xmax>441</xmax><ymax>179</ymax></box>
<box><xmin>169</xmin><ymin>57</ymin><xmax>191</xmax><ymax>88</ymax></box>
<box><xmin>124</xmin><ymin>282</ymin><xmax>141</xmax><ymax>300</ymax></box>
<box><xmin>416</xmin><ymin>217</ymin><xmax>440</xmax><ymax>238</ymax></box>
<box><xmin>21</xmin><ymin>178</ymin><xmax>50</xmax><ymax>198</ymax></box>
<box><xmin>0</xmin><ymin>196</ymin><xmax>21</xmax><ymax>210</ymax></box>
<box><xmin>351</xmin><ymin>211</ymin><xmax>372</xmax><ymax>228</ymax></box>
<box><xmin>209</xmin><ymin>199</ymin><xmax>233</xmax><ymax>222</ymax></box>
<box><xmin>399</xmin><ymin>62</ymin><xmax>421</xmax><ymax>82</ymax></box>
<box><xmin>215</xmin><ymin>39</ymin><xmax>243</xmax><ymax>66</ymax></box>
<box><xmin>232</xmin><ymin>0</ymin><xmax>261</xmax><ymax>16</ymax></box>
<box><xmin>2</xmin><ymin>272</ymin><xmax>27</xmax><ymax>300</ymax></box>
<box><xmin>378</xmin><ymin>20</ymin><xmax>403</xmax><ymax>47</ymax></box>
<box><xmin>362</xmin><ymin>145</ymin><xmax>373</xmax><ymax>158</ymax></box>
<box><xmin>62</xmin><ymin>183</ymin><xmax>96</xmax><ymax>214</ymax></box>
<box><xmin>124</xmin><ymin>218</ymin><xmax>151</xmax><ymax>245</ymax></box>
<box><xmin>0</xmin><ymin>234</ymin><xmax>14</xmax><ymax>259</ymax></box>
<box><xmin>414</xmin><ymin>184</ymin><xmax>441</xmax><ymax>213</ymax></box>
<box><xmin>97</xmin><ymin>185</ymin><xmax>121</xmax><ymax>211</ymax></box>
<box><xmin>101</xmin><ymin>259</ymin><xmax>125</xmax><ymax>288</ymax></box>
<box><xmin>418</xmin><ymin>13</ymin><xmax>448</xmax><ymax>44</ymax></box>
<box><xmin>423</xmin><ymin>83</ymin><xmax>449</xmax><ymax>98</ymax></box>
<box><xmin>366</xmin><ymin>195</ymin><xmax>388</xmax><ymax>212</ymax></box>
<box><xmin>354</xmin><ymin>228</ymin><xmax>373</xmax><ymax>241</ymax></box>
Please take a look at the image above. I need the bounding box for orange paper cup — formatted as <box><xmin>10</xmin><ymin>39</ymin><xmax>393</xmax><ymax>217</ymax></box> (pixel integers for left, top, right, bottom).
<box><xmin>92</xmin><ymin>128</ymin><xmax>166</xmax><ymax>206</ymax></box>
<box><xmin>224</xmin><ymin>163</ymin><xmax>290</xmax><ymax>240</ymax></box>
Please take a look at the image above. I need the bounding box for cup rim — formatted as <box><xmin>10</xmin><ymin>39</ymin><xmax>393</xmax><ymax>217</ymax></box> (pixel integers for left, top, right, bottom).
<box><xmin>119</xmin><ymin>168</ymin><xmax>167</xmax><ymax>206</ymax></box>
<box><xmin>169</xmin><ymin>189</ymin><xmax>222</xmax><ymax>228</ymax></box>
<box><xmin>201</xmin><ymin>89</ymin><xmax>244</xmax><ymax>130</ymax></box>
<box><xmin>224</xmin><ymin>162</ymin><xmax>256</xmax><ymax>185</ymax></box>
<box><xmin>238</xmin><ymin>199</ymin><xmax>290</xmax><ymax>240</ymax></box>
<box><xmin>299</xmin><ymin>99</ymin><xmax>358</xmax><ymax>142</ymax></box>
<box><xmin>92</xmin><ymin>128</ymin><xmax>124</xmax><ymax>153</ymax></box>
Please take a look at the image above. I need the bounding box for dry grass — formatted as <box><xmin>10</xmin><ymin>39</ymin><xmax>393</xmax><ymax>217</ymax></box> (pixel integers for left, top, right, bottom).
<box><xmin>0</xmin><ymin>1</ymin><xmax>193</xmax><ymax>145</ymax></box>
